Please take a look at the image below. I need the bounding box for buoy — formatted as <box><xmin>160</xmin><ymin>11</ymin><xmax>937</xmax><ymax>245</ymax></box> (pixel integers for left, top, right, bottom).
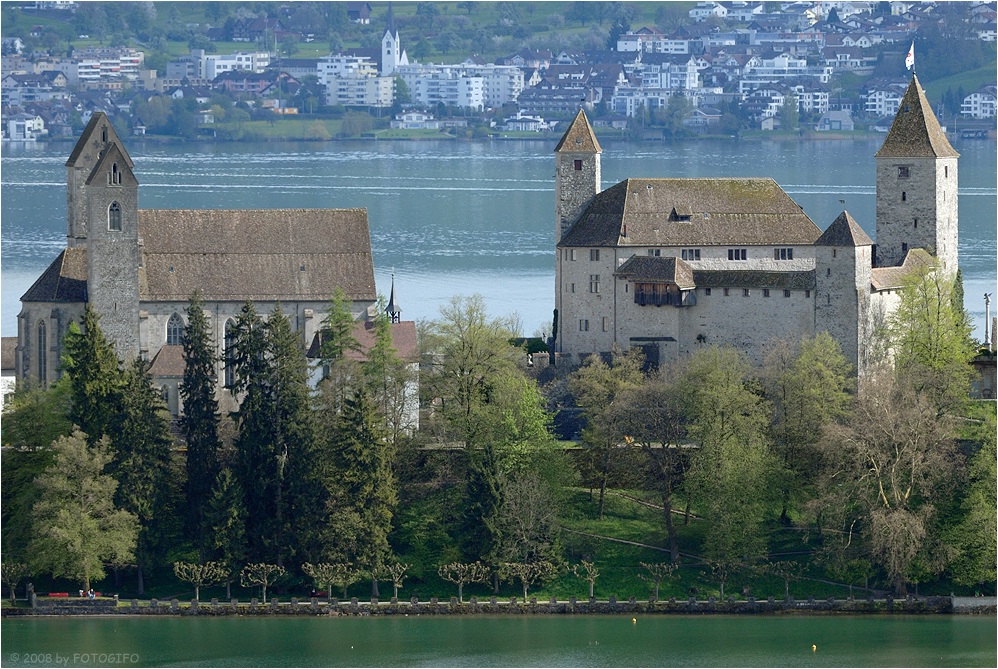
<box><xmin>812</xmin><ymin>644</ymin><xmax>817</xmax><ymax>652</ymax></box>
<box><xmin>632</xmin><ymin>618</ymin><xmax>637</xmax><ymax>624</ymax></box>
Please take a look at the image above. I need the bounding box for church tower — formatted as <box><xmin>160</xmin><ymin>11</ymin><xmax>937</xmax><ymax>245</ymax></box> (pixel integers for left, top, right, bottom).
<box><xmin>381</xmin><ymin>4</ymin><xmax>403</xmax><ymax>77</ymax></box>
<box><xmin>874</xmin><ymin>74</ymin><xmax>959</xmax><ymax>273</ymax></box>
<box><xmin>66</xmin><ymin>112</ymin><xmax>141</xmax><ymax>360</ymax></box>
<box><xmin>554</xmin><ymin>109</ymin><xmax>601</xmax><ymax>242</ymax></box>
<box><xmin>814</xmin><ymin>211</ymin><xmax>874</xmax><ymax>375</ymax></box>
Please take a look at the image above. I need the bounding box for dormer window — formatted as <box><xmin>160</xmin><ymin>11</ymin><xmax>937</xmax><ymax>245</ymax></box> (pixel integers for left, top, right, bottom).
<box><xmin>108</xmin><ymin>201</ymin><xmax>122</xmax><ymax>231</ymax></box>
<box><xmin>670</xmin><ymin>206</ymin><xmax>693</xmax><ymax>222</ymax></box>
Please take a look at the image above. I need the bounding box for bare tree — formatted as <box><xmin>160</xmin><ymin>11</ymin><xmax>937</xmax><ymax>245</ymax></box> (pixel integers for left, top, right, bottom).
<box><xmin>302</xmin><ymin>562</ymin><xmax>352</xmax><ymax>603</ymax></box>
<box><xmin>239</xmin><ymin>563</ymin><xmax>285</xmax><ymax>601</ymax></box>
<box><xmin>571</xmin><ymin>560</ymin><xmax>599</xmax><ymax>599</ymax></box>
<box><xmin>1</xmin><ymin>563</ymin><xmax>29</xmax><ymax>604</ymax></box>
<box><xmin>437</xmin><ymin>562</ymin><xmax>489</xmax><ymax>602</ymax></box>
<box><xmin>500</xmin><ymin>561</ymin><xmax>559</xmax><ymax>600</ymax></box>
<box><xmin>172</xmin><ymin>561</ymin><xmax>229</xmax><ymax>601</ymax></box>
<box><xmin>639</xmin><ymin>561</ymin><xmax>678</xmax><ymax>600</ymax></box>
<box><xmin>377</xmin><ymin>562</ymin><xmax>409</xmax><ymax>599</ymax></box>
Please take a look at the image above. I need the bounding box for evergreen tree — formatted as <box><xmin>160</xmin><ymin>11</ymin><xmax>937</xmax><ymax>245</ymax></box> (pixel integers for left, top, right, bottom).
<box><xmin>110</xmin><ymin>358</ymin><xmax>174</xmax><ymax>595</ymax></box>
<box><xmin>324</xmin><ymin>389</ymin><xmax>396</xmax><ymax>597</ymax></box>
<box><xmin>228</xmin><ymin>301</ymin><xmax>280</xmax><ymax>562</ymax></box>
<box><xmin>62</xmin><ymin>306</ymin><xmax>123</xmax><ymax>446</ymax></box>
<box><xmin>204</xmin><ymin>467</ymin><xmax>246</xmax><ymax>599</ymax></box>
<box><xmin>181</xmin><ymin>291</ymin><xmax>221</xmax><ymax>558</ymax></box>
<box><xmin>267</xmin><ymin>305</ymin><xmax>323</xmax><ymax>567</ymax></box>
<box><xmin>29</xmin><ymin>430</ymin><xmax>138</xmax><ymax>591</ymax></box>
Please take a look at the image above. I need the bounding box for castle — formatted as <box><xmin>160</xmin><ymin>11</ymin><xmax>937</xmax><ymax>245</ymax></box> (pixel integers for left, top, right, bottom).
<box><xmin>15</xmin><ymin>113</ymin><xmax>417</xmax><ymax>420</ymax></box>
<box><xmin>553</xmin><ymin>74</ymin><xmax>958</xmax><ymax>374</ymax></box>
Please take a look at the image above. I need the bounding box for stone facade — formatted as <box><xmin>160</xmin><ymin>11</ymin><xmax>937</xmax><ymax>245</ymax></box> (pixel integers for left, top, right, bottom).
<box><xmin>554</xmin><ymin>74</ymin><xmax>958</xmax><ymax>375</ymax></box>
<box><xmin>16</xmin><ymin>112</ymin><xmax>400</xmax><ymax>419</ymax></box>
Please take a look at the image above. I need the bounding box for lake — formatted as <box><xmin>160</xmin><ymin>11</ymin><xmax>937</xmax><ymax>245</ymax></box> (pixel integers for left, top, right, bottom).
<box><xmin>2</xmin><ymin>614</ymin><xmax>996</xmax><ymax>667</ymax></box>
<box><xmin>1</xmin><ymin>137</ymin><xmax>995</xmax><ymax>339</ymax></box>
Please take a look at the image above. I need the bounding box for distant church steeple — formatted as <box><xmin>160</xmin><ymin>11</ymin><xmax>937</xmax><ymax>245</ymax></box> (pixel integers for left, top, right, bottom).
<box><xmin>381</xmin><ymin>2</ymin><xmax>407</xmax><ymax>76</ymax></box>
<box><xmin>386</xmin><ymin>274</ymin><xmax>401</xmax><ymax>323</ymax></box>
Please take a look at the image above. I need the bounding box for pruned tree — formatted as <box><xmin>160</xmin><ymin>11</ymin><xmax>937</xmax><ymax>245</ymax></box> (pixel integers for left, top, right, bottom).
<box><xmin>239</xmin><ymin>563</ymin><xmax>285</xmax><ymax>601</ymax></box>
<box><xmin>639</xmin><ymin>561</ymin><xmax>678</xmax><ymax>600</ymax></box>
<box><xmin>765</xmin><ymin>560</ymin><xmax>803</xmax><ymax>600</ymax></box>
<box><xmin>1</xmin><ymin>562</ymin><xmax>29</xmax><ymax>604</ymax></box>
<box><xmin>437</xmin><ymin>561</ymin><xmax>490</xmax><ymax>602</ymax></box>
<box><xmin>500</xmin><ymin>561</ymin><xmax>559</xmax><ymax>600</ymax></box>
<box><xmin>379</xmin><ymin>562</ymin><xmax>409</xmax><ymax>599</ymax></box>
<box><xmin>302</xmin><ymin>562</ymin><xmax>351</xmax><ymax>603</ymax></box>
<box><xmin>172</xmin><ymin>561</ymin><xmax>229</xmax><ymax>601</ymax></box>
<box><xmin>571</xmin><ymin>560</ymin><xmax>599</xmax><ymax>598</ymax></box>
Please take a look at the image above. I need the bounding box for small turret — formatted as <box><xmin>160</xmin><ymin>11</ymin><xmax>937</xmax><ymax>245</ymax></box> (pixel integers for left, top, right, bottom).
<box><xmin>386</xmin><ymin>274</ymin><xmax>401</xmax><ymax>323</ymax></box>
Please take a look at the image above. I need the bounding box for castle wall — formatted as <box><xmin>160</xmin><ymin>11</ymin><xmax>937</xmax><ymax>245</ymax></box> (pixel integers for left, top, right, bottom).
<box><xmin>814</xmin><ymin>244</ymin><xmax>872</xmax><ymax>375</ymax></box>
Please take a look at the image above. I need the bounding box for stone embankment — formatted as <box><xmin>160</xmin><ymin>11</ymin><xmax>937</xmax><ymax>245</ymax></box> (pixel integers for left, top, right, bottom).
<box><xmin>5</xmin><ymin>593</ymin><xmax>991</xmax><ymax>617</ymax></box>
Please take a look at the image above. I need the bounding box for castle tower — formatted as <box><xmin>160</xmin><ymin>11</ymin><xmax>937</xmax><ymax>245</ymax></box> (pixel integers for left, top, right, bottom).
<box><xmin>554</xmin><ymin>109</ymin><xmax>601</xmax><ymax>242</ymax></box>
<box><xmin>66</xmin><ymin>112</ymin><xmax>141</xmax><ymax>361</ymax></box>
<box><xmin>814</xmin><ymin>211</ymin><xmax>874</xmax><ymax>374</ymax></box>
<box><xmin>874</xmin><ymin>74</ymin><xmax>959</xmax><ymax>273</ymax></box>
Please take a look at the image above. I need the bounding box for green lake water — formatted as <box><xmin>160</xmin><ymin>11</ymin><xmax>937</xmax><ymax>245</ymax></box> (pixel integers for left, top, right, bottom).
<box><xmin>2</xmin><ymin>614</ymin><xmax>995</xmax><ymax>667</ymax></box>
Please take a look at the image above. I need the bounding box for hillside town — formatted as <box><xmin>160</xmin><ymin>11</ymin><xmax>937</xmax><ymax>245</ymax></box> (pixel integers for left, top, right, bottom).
<box><xmin>1</xmin><ymin>0</ymin><xmax>996</xmax><ymax>141</ymax></box>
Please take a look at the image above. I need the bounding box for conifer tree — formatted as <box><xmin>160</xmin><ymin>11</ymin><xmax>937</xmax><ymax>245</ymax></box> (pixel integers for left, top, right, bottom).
<box><xmin>181</xmin><ymin>291</ymin><xmax>221</xmax><ymax>558</ymax></box>
<box><xmin>62</xmin><ymin>306</ymin><xmax>123</xmax><ymax>446</ymax></box>
<box><xmin>205</xmin><ymin>467</ymin><xmax>246</xmax><ymax>599</ymax></box>
<box><xmin>266</xmin><ymin>305</ymin><xmax>323</xmax><ymax>566</ymax></box>
<box><xmin>110</xmin><ymin>358</ymin><xmax>174</xmax><ymax>595</ymax></box>
<box><xmin>324</xmin><ymin>389</ymin><xmax>396</xmax><ymax>597</ymax></box>
<box><xmin>228</xmin><ymin>301</ymin><xmax>280</xmax><ymax>562</ymax></box>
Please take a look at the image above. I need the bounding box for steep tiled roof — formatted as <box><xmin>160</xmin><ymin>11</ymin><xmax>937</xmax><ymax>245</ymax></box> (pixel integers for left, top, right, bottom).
<box><xmin>693</xmin><ymin>270</ymin><xmax>816</xmax><ymax>290</ymax></box>
<box><xmin>554</xmin><ymin>109</ymin><xmax>602</xmax><ymax>154</ymax></box>
<box><xmin>307</xmin><ymin>320</ymin><xmax>419</xmax><ymax>363</ymax></box>
<box><xmin>615</xmin><ymin>255</ymin><xmax>696</xmax><ymax>290</ymax></box>
<box><xmin>815</xmin><ymin>210</ymin><xmax>874</xmax><ymax>247</ymax></box>
<box><xmin>875</xmin><ymin>74</ymin><xmax>959</xmax><ymax>158</ymax></box>
<box><xmin>21</xmin><ymin>248</ymin><xmax>88</xmax><ymax>303</ymax></box>
<box><xmin>559</xmin><ymin>178</ymin><xmax>820</xmax><ymax>248</ymax></box>
<box><xmin>137</xmin><ymin>208</ymin><xmax>376</xmax><ymax>303</ymax></box>
<box><xmin>871</xmin><ymin>248</ymin><xmax>935</xmax><ymax>290</ymax></box>
<box><xmin>148</xmin><ymin>344</ymin><xmax>185</xmax><ymax>378</ymax></box>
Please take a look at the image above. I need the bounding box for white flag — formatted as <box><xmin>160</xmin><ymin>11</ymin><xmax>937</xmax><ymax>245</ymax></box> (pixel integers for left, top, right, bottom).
<box><xmin>905</xmin><ymin>41</ymin><xmax>914</xmax><ymax>71</ymax></box>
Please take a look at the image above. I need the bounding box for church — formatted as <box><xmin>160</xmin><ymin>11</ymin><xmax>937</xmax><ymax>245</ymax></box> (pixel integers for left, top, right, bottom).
<box><xmin>552</xmin><ymin>74</ymin><xmax>958</xmax><ymax>374</ymax></box>
<box><xmin>15</xmin><ymin>112</ymin><xmax>418</xmax><ymax>421</ymax></box>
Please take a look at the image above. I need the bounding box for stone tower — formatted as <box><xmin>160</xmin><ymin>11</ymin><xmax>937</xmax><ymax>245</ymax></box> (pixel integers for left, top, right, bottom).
<box><xmin>66</xmin><ymin>112</ymin><xmax>141</xmax><ymax>360</ymax></box>
<box><xmin>814</xmin><ymin>211</ymin><xmax>874</xmax><ymax>374</ymax></box>
<box><xmin>874</xmin><ymin>74</ymin><xmax>959</xmax><ymax>273</ymax></box>
<box><xmin>554</xmin><ymin>109</ymin><xmax>601</xmax><ymax>242</ymax></box>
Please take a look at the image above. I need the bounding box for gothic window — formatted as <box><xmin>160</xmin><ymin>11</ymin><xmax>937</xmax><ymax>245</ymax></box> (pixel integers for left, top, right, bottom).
<box><xmin>37</xmin><ymin>320</ymin><xmax>47</xmax><ymax>383</ymax></box>
<box><xmin>108</xmin><ymin>201</ymin><xmax>122</xmax><ymax>231</ymax></box>
<box><xmin>108</xmin><ymin>163</ymin><xmax>121</xmax><ymax>186</ymax></box>
<box><xmin>101</xmin><ymin>126</ymin><xmax>107</xmax><ymax>142</ymax></box>
<box><xmin>166</xmin><ymin>313</ymin><xmax>184</xmax><ymax>346</ymax></box>
<box><xmin>224</xmin><ymin>319</ymin><xmax>236</xmax><ymax>389</ymax></box>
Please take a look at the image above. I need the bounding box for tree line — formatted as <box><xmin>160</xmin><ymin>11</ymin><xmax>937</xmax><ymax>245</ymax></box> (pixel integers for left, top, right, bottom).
<box><xmin>2</xmin><ymin>267</ymin><xmax>994</xmax><ymax>602</ymax></box>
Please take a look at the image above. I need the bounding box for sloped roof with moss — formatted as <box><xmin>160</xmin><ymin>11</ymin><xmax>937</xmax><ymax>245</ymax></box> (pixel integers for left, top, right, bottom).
<box><xmin>21</xmin><ymin>248</ymin><xmax>88</xmax><ymax>303</ymax></box>
<box><xmin>137</xmin><ymin>208</ymin><xmax>376</xmax><ymax>303</ymax></box>
<box><xmin>871</xmin><ymin>248</ymin><xmax>936</xmax><ymax>290</ymax></box>
<box><xmin>614</xmin><ymin>255</ymin><xmax>696</xmax><ymax>289</ymax></box>
<box><xmin>558</xmin><ymin>178</ymin><xmax>820</xmax><ymax>248</ymax></box>
<box><xmin>875</xmin><ymin>75</ymin><xmax>959</xmax><ymax>159</ymax></box>
<box><xmin>554</xmin><ymin>108</ymin><xmax>602</xmax><ymax>154</ymax></box>
<box><xmin>815</xmin><ymin>210</ymin><xmax>874</xmax><ymax>247</ymax></box>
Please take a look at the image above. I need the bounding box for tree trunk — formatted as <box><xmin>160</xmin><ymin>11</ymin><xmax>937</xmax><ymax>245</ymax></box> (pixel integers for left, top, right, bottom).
<box><xmin>663</xmin><ymin>497</ymin><xmax>678</xmax><ymax>564</ymax></box>
<box><xmin>371</xmin><ymin>575</ymin><xmax>380</xmax><ymax>599</ymax></box>
<box><xmin>458</xmin><ymin>582</ymin><xmax>463</xmax><ymax>603</ymax></box>
<box><xmin>262</xmin><ymin>584</ymin><xmax>268</xmax><ymax>602</ymax></box>
<box><xmin>195</xmin><ymin>585</ymin><xmax>201</xmax><ymax>601</ymax></box>
<box><xmin>226</xmin><ymin>580</ymin><xmax>231</xmax><ymax>599</ymax></box>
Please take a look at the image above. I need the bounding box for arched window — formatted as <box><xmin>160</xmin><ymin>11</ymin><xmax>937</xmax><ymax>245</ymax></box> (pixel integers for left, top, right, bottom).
<box><xmin>108</xmin><ymin>163</ymin><xmax>121</xmax><ymax>186</ymax></box>
<box><xmin>108</xmin><ymin>201</ymin><xmax>122</xmax><ymax>231</ymax></box>
<box><xmin>37</xmin><ymin>320</ymin><xmax>47</xmax><ymax>383</ymax></box>
<box><xmin>224</xmin><ymin>319</ymin><xmax>236</xmax><ymax>389</ymax></box>
<box><xmin>166</xmin><ymin>313</ymin><xmax>184</xmax><ymax>346</ymax></box>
